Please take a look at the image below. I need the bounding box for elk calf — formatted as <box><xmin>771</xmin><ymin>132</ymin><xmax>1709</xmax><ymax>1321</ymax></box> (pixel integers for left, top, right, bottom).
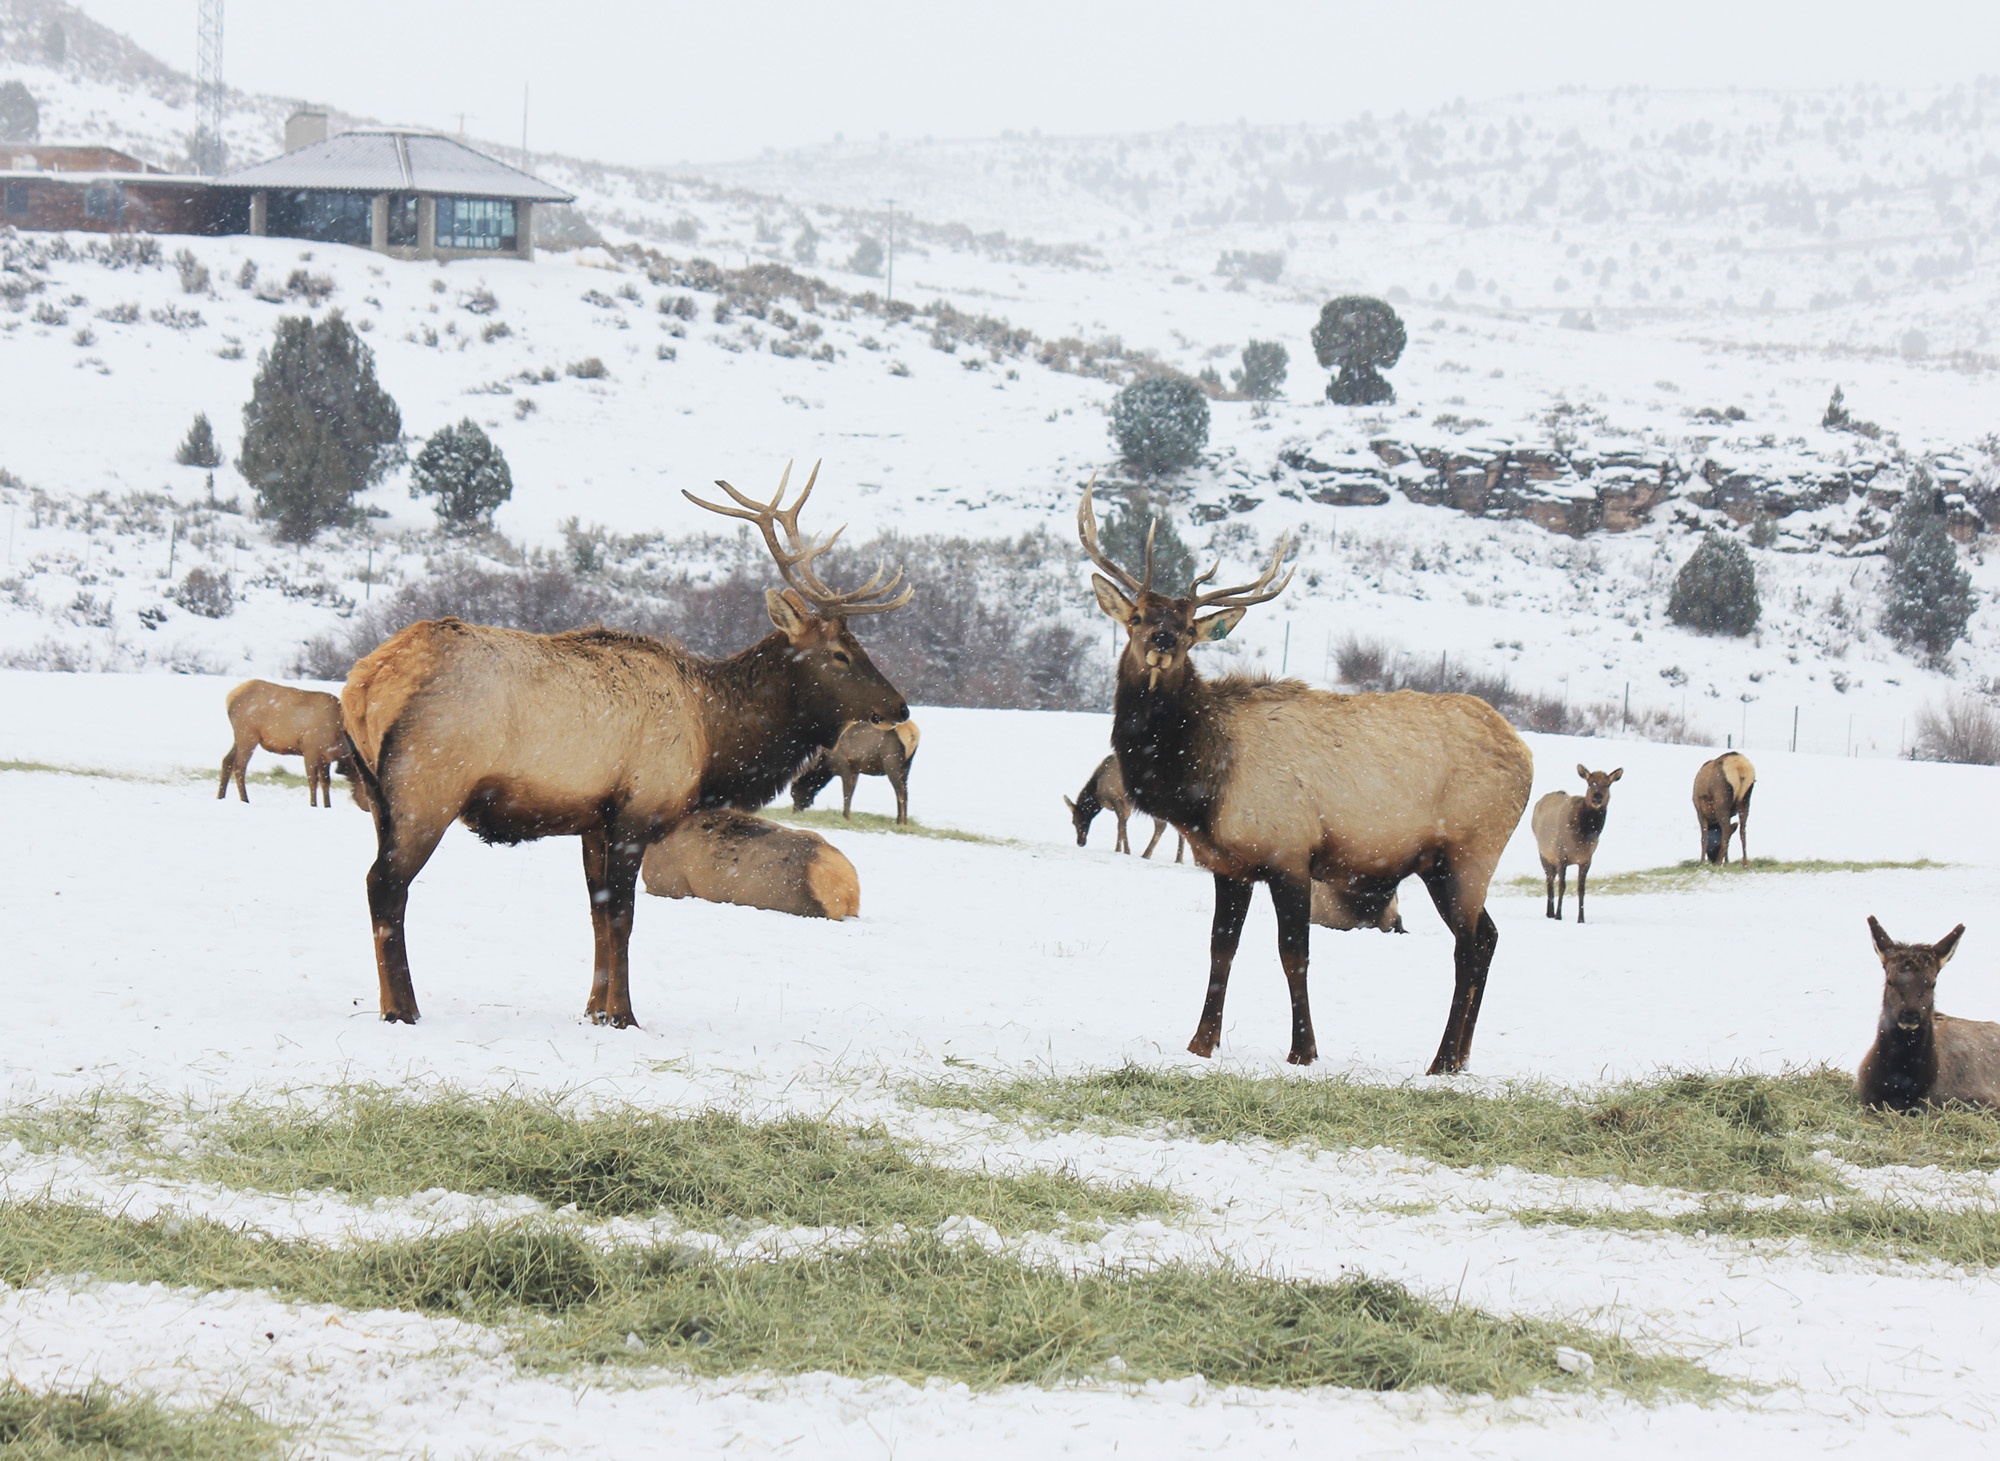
<box><xmin>1064</xmin><ymin>755</ymin><xmax>1184</xmax><ymax>860</ymax></box>
<box><xmin>1532</xmin><ymin>765</ymin><xmax>1622</xmax><ymax>923</ymax></box>
<box><xmin>791</xmin><ymin>720</ymin><xmax>920</xmax><ymax>824</ymax></box>
<box><xmin>1857</xmin><ymin>916</ymin><xmax>2000</xmax><ymax>1110</ymax></box>
<box><xmin>218</xmin><ymin>679</ymin><xmax>350</xmax><ymax>807</ymax></box>
<box><xmin>642</xmin><ymin>810</ymin><xmax>859</xmax><ymax>920</ymax></box>
<box><xmin>1692</xmin><ymin>752</ymin><xmax>1755</xmax><ymax>865</ymax></box>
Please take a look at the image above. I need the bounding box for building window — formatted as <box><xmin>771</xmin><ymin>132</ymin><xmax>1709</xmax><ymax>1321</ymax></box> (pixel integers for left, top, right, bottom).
<box><xmin>267</xmin><ymin>189</ymin><xmax>371</xmax><ymax>247</ymax></box>
<box><xmin>3</xmin><ymin>182</ymin><xmax>27</xmax><ymax>217</ymax></box>
<box><xmin>84</xmin><ymin>185</ymin><xmax>119</xmax><ymax>220</ymax></box>
<box><xmin>386</xmin><ymin>194</ymin><xmax>418</xmax><ymax>248</ymax></box>
<box><xmin>436</xmin><ymin>197</ymin><xmax>517</xmax><ymax>251</ymax></box>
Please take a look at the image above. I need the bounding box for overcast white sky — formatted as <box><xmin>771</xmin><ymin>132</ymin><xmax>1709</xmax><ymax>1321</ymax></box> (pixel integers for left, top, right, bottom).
<box><xmin>71</xmin><ymin>0</ymin><xmax>1993</xmax><ymax>165</ymax></box>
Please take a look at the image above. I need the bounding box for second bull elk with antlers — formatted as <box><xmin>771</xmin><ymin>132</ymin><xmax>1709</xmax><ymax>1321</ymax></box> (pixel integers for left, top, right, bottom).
<box><xmin>341</xmin><ymin>464</ymin><xmax>910</xmax><ymax>1027</ymax></box>
<box><xmin>1077</xmin><ymin>488</ymin><xmax>1532</xmax><ymax>1072</ymax></box>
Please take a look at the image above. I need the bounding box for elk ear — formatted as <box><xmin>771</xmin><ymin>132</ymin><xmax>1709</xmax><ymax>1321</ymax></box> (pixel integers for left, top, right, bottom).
<box><xmin>1868</xmin><ymin>916</ymin><xmax>1895</xmax><ymax>957</ymax></box>
<box><xmin>1610</xmin><ymin>768</ymin><xmax>1624</xmax><ymax>782</ymax></box>
<box><xmin>1062</xmin><ymin>795</ymin><xmax>1077</xmax><ymax>811</ymax></box>
<box><xmin>1091</xmin><ymin>574</ymin><xmax>1137</xmax><ymax>624</ymax></box>
<box><xmin>1935</xmin><ymin>924</ymin><xmax>1967</xmax><ymax>967</ymax></box>
<box><xmin>1576</xmin><ymin>763</ymin><xmax>1589</xmax><ymax>780</ymax></box>
<box><xmin>766</xmin><ymin>588</ymin><xmax>813</xmax><ymax>640</ymax></box>
<box><xmin>1193</xmin><ymin>606</ymin><xmax>1248</xmax><ymax>642</ymax></box>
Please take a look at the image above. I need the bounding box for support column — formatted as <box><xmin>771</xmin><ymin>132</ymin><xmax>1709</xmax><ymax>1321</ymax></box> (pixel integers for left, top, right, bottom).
<box><xmin>417</xmin><ymin>195</ymin><xmax>436</xmax><ymax>260</ymax></box>
<box><xmin>370</xmin><ymin>192</ymin><xmax>389</xmax><ymax>253</ymax></box>
<box><xmin>248</xmin><ymin>190</ymin><xmax>267</xmax><ymax>236</ymax></box>
<box><xmin>516</xmin><ymin>201</ymin><xmax>534</xmax><ymax>261</ymax></box>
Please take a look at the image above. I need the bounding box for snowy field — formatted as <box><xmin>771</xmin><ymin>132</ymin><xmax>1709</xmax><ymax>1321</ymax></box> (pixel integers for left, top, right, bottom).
<box><xmin>6</xmin><ymin>669</ymin><xmax>2000</xmax><ymax>1457</ymax></box>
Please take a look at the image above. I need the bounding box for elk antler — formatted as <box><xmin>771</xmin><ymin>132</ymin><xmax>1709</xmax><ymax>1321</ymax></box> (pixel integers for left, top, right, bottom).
<box><xmin>683</xmin><ymin>461</ymin><xmax>913</xmax><ymax>618</ymax></box>
<box><xmin>1077</xmin><ymin>480</ymin><xmax>1149</xmax><ymax>597</ymax></box>
<box><xmin>1188</xmin><ymin>532</ymin><xmax>1295</xmax><ymax>611</ymax></box>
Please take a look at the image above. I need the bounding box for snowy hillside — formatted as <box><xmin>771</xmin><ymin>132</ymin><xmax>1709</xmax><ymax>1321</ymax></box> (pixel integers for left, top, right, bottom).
<box><xmin>2</xmin><ymin>5</ymin><xmax>1999</xmax><ymax>761</ymax></box>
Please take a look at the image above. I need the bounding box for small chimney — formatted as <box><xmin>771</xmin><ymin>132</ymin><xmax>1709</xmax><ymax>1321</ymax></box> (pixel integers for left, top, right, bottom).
<box><xmin>285</xmin><ymin>110</ymin><xmax>329</xmax><ymax>153</ymax></box>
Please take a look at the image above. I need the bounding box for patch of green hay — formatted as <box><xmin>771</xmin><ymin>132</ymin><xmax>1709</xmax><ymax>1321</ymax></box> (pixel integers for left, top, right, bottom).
<box><xmin>763</xmin><ymin>806</ymin><xmax>1006</xmax><ymax>844</ymax></box>
<box><xmin>0</xmin><ymin>1203</ymin><xmax>1722</xmax><ymax>1401</ymax></box>
<box><xmin>1517</xmin><ymin>1199</ymin><xmax>2000</xmax><ymax>1271</ymax></box>
<box><xmin>160</xmin><ymin>1090</ymin><xmax>1172</xmax><ymax>1232</ymax></box>
<box><xmin>1507</xmin><ymin>857</ymin><xmax>1948</xmax><ymax>897</ymax></box>
<box><xmin>0</xmin><ymin>1380</ymin><xmax>280</xmax><ymax>1461</ymax></box>
<box><xmin>916</xmin><ymin>1064</ymin><xmax>2000</xmax><ymax>1197</ymax></box>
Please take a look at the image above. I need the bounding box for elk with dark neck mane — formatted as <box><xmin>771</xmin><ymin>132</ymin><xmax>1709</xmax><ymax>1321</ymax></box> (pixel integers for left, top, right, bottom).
<box><xmin>1857</xmin><ymin>916</ymin><xmax>2000</xmax><ymax>1110</ymax></box>
<box><xmin>340</xmin><ymin>463</ymin><xmax>911</xmax><ymax>1028</ymax></box>
<box><xmin>1077</xmin><ymin>486</ymin><xmax>1532</xmax><ymax>1072</ymax></box>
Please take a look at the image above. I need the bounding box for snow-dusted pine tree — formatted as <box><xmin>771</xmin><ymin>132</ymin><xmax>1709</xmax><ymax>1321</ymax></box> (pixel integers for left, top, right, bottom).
<box><xmin>410</xmin><ymin>419</ymin><xmax>514</xmax><ymax>528</ymax></box>
<box><xmin>1881</xmin><ymin>514</ymin><xmax>1973</xmax><ymax>659</ymax></box>
<box><xmin>174</xmin><ymin>412</ymin><xmax>222</xmax><ymax>468</ymax></box>
<box><xmin>1109</xmin><ymin>376</ymin><xmax>1209</xmax><ymax>478</ymax></box>
<box><xmin>1667</xmin><ymin>531</ymin><xmax>1759</xmax><ymax>636</ymax></box>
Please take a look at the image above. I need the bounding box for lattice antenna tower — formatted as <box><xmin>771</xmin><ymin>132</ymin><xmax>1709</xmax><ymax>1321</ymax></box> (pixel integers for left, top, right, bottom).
<box><xmin>194</xmin><ymin>0</ymin><xmax>225</xmax><ymax>173</ymax></box>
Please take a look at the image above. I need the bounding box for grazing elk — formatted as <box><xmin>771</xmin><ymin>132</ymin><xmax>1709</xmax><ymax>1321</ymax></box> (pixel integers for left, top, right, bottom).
<box><xmin>642</xmin><ymin>809</ymin><xmax>859</xmax><ymax>921</ymax></box>
<box><xmin>217</xmin><ymin>679</ymin><xmax>352</xmax><ymax>808</ymax></box>
<box><xmin>1311</xmin><ymin>880</ymin><xmax>1404</xmax><ymax>933</ymax></box>
<box><xmin>1692</xmin><ymin>752</ymin><xmax>1755</xmax><ymax>865</ymax></box>
<box><xmin>790</xmin><ymin>719</ymin><xmax>921</xmax><ymax>824</ymax></box>
<box><xmin>1064</xmin><ymin>755</ymin><xmax>1184</xmax><ymax>861</ymax></box>
<box><xmin>1077</xmin><ymin>487</ymin><xmax>1533</xmax><ymax>1072</ymax></box>
<box><xmin>1532</xmin><ymin>765</ymin><xmax>1623</xmax><ymax>923</ymax></box>
<box><xmin>1857</xmin><ymin>916</ymin><xmax>2000</xmax><ymax>1110</ymax></box>
<box><xmin>340</xmin><ymin>463</ymin><xmax>910</xmax><ymax>1027</ymax></box>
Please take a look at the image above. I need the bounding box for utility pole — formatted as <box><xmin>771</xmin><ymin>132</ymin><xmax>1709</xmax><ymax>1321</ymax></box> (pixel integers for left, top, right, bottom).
<box><xmin>885</xmin><ymin>199</ymin><xmax>896</xmax><ymax>304</ymax></box>
<box><xmin>521</xmin><ymin>83</ymin><xmax>529</xmax><ymax>166</ymax></box>
<box><xmin>194</xmin><ymin>0</ymin><xmax>225</xmax><ymax>173</ymax></box>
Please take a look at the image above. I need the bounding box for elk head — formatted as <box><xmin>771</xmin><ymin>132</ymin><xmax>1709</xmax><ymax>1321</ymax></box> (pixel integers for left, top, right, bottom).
<box><xmin>1868</xmin><ymin>915</ymin><xmax>1965</xmax><ymax>1034</ymax></box>
<box><xmin>1062</xmin><ymin>791</ymin><xmax>1097</xmax><ymax>846</ymax></box>
<box><xmin>1077</xmin><ymin>483</ymin><xmax>1293</xmax><ymax>692</ymax></box>
<box><xmin>684</xmin><ymin>462</ymin><xmax>911</xmax><ymax>738</ymax></box>
<box><xmin>1577</xmin><ymin>764</ymin><xmax>1623</xmax><ymax>810</ymax></box>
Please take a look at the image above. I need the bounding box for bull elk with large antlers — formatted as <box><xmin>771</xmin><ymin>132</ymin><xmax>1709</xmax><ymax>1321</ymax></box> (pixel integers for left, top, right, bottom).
<box><xmin>1077</xmin><ymin>486</ymin><xmax>1532</xmax><ymax>1072</ymax></box>
<box><xmin>340</xmin><ymin>463</ymin><xmax>910</xmax><ymax>1027</ymax></box>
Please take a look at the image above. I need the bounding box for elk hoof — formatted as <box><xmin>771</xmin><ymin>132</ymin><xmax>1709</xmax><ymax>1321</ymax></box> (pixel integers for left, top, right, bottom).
<box><xmin>1186</xmin><ymin>1034</ymin><xmax>1217</xmax><ymax>1059</ymax></box>
<box><xmin>1287</xmin><ymin>1047</ymin><xmax>1318</xmax><ymax>1067</ymax></box>
<box><xmin>590</xmin><ymin>1010</ymin><xmax>641</xmax><ymax>1029</ymax></box>
<box><xmin>380</xmin><ymin>1009</ymin><xmax>418</xmax><ymax>1025</ymax></box>
<box><xmin>1426</xmin><ymin>1054</ymin><xmax>1464</xmax><ymax>1076</ymax></box>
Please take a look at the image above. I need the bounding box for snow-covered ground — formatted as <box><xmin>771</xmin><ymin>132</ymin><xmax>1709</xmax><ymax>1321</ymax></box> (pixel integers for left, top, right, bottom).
<box><xmin>7</xmin><ymin>671</ymin><xmax>2000</xmax><ymax>1457</ymax></box>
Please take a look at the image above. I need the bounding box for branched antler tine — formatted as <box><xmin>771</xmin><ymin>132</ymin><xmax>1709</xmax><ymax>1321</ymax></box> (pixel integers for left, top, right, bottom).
<box><xmin>1191</xmin><ymin>534</ymin><xmax>1295</xmax><ymax>608</ymax></box>
<box><xmin>688</xmin><ymin>463</ymin><xmax>911</xmax><ymax>618</ymax></box>
<box><xmin>681</xmin><ymin>480</ymin><xmax>772</xmax><ymax>523</ymax></box>
<box><xmin>1142</xmin><ymin>520</ymin><xmax>1158</xmax><ymax>593</ymax></box>
<box><xmin>831</xmin><ymin>579</ymin><xmax>915</xmax><ymax>616</ymax></box>
<box><xmin>1188</xmin><ymin>559</ymin><xmax>1219</xmax><ymax>592</ymax></box>
<box><xmin>1077</xmin><ymin>482</ymin><xmax>1144</xmax><ymax>595</ymax></box>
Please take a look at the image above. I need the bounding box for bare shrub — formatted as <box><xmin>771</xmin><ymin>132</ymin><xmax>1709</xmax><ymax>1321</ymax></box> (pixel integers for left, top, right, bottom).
<box><xmin>566</xmin><ymin>357</ymin><xmax>608</xmax><ymax>380</ymax></box>
<box><xmin>1910</xmin><ymin>696</ymin><xmax>2000</xmax><ymax>766</ymax></box>
<box><xmin>173</xmin><ymin>248</ymin><xmax>210</xmax><ymax>294</ymax></box>
<box><xmin>173</xmin><ymin>566</ymin><xmax>233</xmax><ymax>618</ymax></box>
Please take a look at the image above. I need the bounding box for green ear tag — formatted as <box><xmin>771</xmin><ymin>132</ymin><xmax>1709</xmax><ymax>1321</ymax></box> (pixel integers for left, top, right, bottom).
<box><xmin>1207</xmin><ymin>618</ymin><xmax>1232</xmax><ymax>641</ymax></box>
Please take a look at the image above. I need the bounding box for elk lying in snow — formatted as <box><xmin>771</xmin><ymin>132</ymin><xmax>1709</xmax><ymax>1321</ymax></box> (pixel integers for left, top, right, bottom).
<box><xmin>217</xmin><ymin>679</ymin><xmax>352</xmax><ymax>807</ymax></box>
<box><xmin>1532</xmin><ymin>765</ymin><xmax>1623</xmax><ymax>923</ymax></box>
<box><xmin>642</xmin><ymin>809</ymin><xmax>859</xmax><ymax>920</ymax></box>
<box><xmin>1857</xmin><ymin>916</ymin><xmax>2000</xmax><ymax>1110</ymax></box>
<box><xmin>1065</xmin><ymin>755</ymin><xmax>1184</xmax><ymax>861</ymax></box>
<box><xmin>1077</xmin><ymin>486</ymin><xmax>1533</xmax><ymax>1072</ymax></box>
<box><xmin>340</xmin><ymin>463</ymin><xmax>910</xmax><ymax>1027</ymax></box>
<box><xmin>1311</xmin><ymin>880</ymin><xmax>1404</xmax><ymax>933</ymax></box>
<box><xmin>1692</xmin><ymin>752</ymin><xmax>1755</xmax><ymax>865</ymax></box>
<box><xmin>790</xmin><ymin>720</ymin><xmax>920</xmax><ymax>824</ymax></box>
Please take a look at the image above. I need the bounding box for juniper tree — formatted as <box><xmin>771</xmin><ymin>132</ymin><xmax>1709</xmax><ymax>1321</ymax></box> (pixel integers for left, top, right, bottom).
<box><xmin>411</xmin><ymin>418</ymin><xmax>514</xmax><ymax>528</ymax></box>
<box><xmin>847</xmin><ymin>236</ymin><xmax>884</xmax><ymax>277</ymax></box>
<box><xmin>237</xmin><ymin>313</ymin><xmax>400</xmax><ymax>542</ymax></box>
<box><xmin>175</xmin><ymin>412</ymin><xmax>222</xmax><ymax>468</ymax></box>
<box><xmin>0</xmin><ymin>81</ymin><xmax>37</xmax><ymax>143</ymax></box>
<box><xmin>1311</xmin><ymin>295</ymin><xmax>1405</xmax><ymax>405</ymax></box>
<box><xmin>1231</xmin><ymin>340</ymin><xmax>1289</xmax><ymax>400</ymax></box>
<box><xmin>1667</xmin><ymin>531</ymin><xmax>1759</xmax><ymax>636</ymax></box>
<box><xmin>1096</xmin><ymin>502</ymin><xmax>1196</xmax><ymax>596</ymax></box>
<box><xmin>1882</xmin><ymin>514</ymin><xmax>1974</xmax><ymax>659</ymax></box>
<box><xmin>1109</xmin><ymin>375</ymin><xmax>1210</xmax><ymax>477</ymax></box>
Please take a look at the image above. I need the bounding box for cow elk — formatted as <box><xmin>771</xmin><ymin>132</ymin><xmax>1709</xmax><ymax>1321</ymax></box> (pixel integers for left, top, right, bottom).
<box><xmin>1077</xmin><ymin>486</ymin><xmax>1533</xmax><ymax>1072</ymax></box>
<box><xmin>642</xmin><ymin>809</ymin><xmax>859</xmax><ymax>920</ymax></box>
<box><xmin>1857</xmin><ymin>916</ymin><xmax>2000</xmax><ymax>1110</ymax></box>
<box><xmin>340</xmin><ymin>462</ymin><xmax>910</xmax><ymax>1027</ymax></box>
<box><xmin>1692</xmin><ymin>752</ymin><xmax>1755</xmax><ymax>865</ymax></box>
<box><xmin>791</xmin><ymin>720</ymin><xmax>920</xmax><ymax>824</ymax></box>
<box><xmin>218</xmin><ymin>679</ymin><xmax>352</xmax><ymax>808</ymax></box>
<box><xmin>1065</xmin><ymin>755</ymin><xmax>1184</xmax><ymax>861</ymax></box>
<box><xmin>1532</xmin><ymin>765</ymin><xmax>1623</xmax><ymax>923</ymax></box>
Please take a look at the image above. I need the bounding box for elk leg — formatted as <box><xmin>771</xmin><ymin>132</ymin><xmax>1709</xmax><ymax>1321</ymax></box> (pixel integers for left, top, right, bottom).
<box><xmin>1555</xmin><ymin>863</ymin><xmax>1568</xmax><ymax>919</ymax></box>
<box><xmin>891</xmin><ymin>764</ymin><xmax>909</xmax><ymax>825</ymax></box>
<box><xmin>365</xmin><ymin>812</ymin><xmax>446</xmax><ymax>1025</ymax></box>
<box><xmin>1576</xmin><ymin>862</ymin><xmax>1588</xmax><ymax>924</ymax></box>
<box><xmin>1270</xmin><ymin>876</ymin><xmax>1317</xmax><ymax>1066</ymax></box>
<box><xmin>1175</xmin><ymin>835</ymin><xmax>1185</xmax><ymax>864</ymax></box>
<box><xmin>216</xmin><ymin>746</ymin><xmax>235</xmax><ymax>800</ymax></box>
<box><xmin>232</xmin><ymin>741</ymin><xmax>253</xmax><ymax>802</ymax></box>
<box><xmin>1420</xmin><ymin>864</ymin><xmax>1500</xmax><ymax>1074</ymax></box>
<box><xmin>841</xmin><ymin>771</ymin><xmax>857</xmax><ymax>820</ymax></box>
<box><xmin>1115</xmin><ymin>812</ymin><xmax>1130</xmax><ymax>854</ymax></box>
<box><xmin>1189</xmin><ymin>874</ymin><xmax>1253</xmax><ymax>1058</ymax></box>
<box><xmin>1735</xmin><ymin>788</ymin><xmax>1753</xmax><ymax>865</ymax></box>
<box><xmin>1540</xmin><ymin>859</ymin><xmax>1557</xmax><ymax>919</ymax></box>
<box><xmin>1142</xmin><ymin>820</ymin><xmax>1167</xmax><ymax>859</ymax></box>
<box><xmin>596</xmin><ymin>830</ymin><xmax>646</xmax><ymax>1029</ymax></box>
<box><xmin>582</xmin><ymin>828</ymin><xmax>615</xmax><ymax>1019</ymax></box>
<box><xmin>308</xmin><ymin>758</ymin><xmax>322</xmax><ymax>808</ymax></box>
